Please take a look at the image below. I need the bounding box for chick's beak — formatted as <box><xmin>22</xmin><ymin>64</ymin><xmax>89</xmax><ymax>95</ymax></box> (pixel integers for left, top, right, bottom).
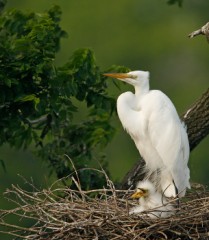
<box><xmin>130</xmin><ymin>189</ymin><xmax>146</xmax><ymax>199</ymax></box>
<box><xmin>103</xmin><ymin>73</ymin><xmax>132</xmax><ymax>79</ymax></box>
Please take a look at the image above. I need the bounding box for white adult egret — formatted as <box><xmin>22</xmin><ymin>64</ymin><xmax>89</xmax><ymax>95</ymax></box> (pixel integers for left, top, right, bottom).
<box><xmin>103</xmin><ymin>71</ymin><xmax>190</xmax><ymax>197</ymax></box>
<box><xmin>129</xmin><ymin>180</ymin><xmax>174</xmax><ymax>218</ymax></box>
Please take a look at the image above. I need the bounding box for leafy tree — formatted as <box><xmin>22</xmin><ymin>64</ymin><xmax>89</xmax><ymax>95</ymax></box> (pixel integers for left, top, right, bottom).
<box><xmin>0</xmin><ymin>3</ymin><xmax>128</xmax><ymax>189</ymax></box>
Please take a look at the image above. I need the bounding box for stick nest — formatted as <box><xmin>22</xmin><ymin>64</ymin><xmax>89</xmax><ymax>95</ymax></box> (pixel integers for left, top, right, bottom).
<box><xmin>0</xmin><ymin>170</ymin><xmax>209</xmax><ymax>240</ymax></box>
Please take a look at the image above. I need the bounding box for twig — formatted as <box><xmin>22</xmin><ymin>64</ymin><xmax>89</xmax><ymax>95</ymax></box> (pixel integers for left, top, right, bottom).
<box><xmin>0</xmin><ymin>169</ymin><xmax>209</xmax><ymax>239</ymax></box>
<box><xmin>188</xmin><ymin>22</ymin><xmax>209</xmax><ymax>42</ymax></box>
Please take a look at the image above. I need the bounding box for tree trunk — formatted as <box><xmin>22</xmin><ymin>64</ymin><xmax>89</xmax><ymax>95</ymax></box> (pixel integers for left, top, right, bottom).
<box><xmin>183</xmin><ymin>88</ymin><xmax>209</xmax><ymax>150</ymax></box>
<box><xmin>120</xmin><ymin>88</ymin><xmax>209</xmax><ymax>190</ymax></box>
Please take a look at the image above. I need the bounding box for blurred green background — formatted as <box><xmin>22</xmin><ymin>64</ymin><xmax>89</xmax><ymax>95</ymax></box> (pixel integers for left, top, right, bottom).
<box><xmin>0</xmin><ymin>0</ymin><xmax>208</xmax><ymax>229</ymax></box>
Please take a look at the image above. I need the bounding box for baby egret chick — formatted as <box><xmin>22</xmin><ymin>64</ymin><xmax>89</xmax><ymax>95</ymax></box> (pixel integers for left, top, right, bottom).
<box><xmin>129</xmin><ymin>180</ymin><xmax>174</xmax><ymax>219</ymax></box>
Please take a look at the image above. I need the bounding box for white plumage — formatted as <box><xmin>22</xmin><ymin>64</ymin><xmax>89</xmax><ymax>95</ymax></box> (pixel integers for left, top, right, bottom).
<box><xmin>129</xmin><ymin>180</ymin><xmax>174</xmax><ymax>219</ymax></box>
<box><xmin>104</xmin><ymin>71</ymin><xmax>190</xmax><ymax>197</ymax></box>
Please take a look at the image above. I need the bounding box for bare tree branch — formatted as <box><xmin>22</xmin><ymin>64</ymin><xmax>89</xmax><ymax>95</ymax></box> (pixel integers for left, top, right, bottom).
<box><xmin>183</xmin><ymin>88</ymin><xmax>209</xmax><ymax>151</ymax></box>
<box><xmin>188</xmin><ymin>22</ymin><xmax>209</xmax><ymax>42</ymax></box>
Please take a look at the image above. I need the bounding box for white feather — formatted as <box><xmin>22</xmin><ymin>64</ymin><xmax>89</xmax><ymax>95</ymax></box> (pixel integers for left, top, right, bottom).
<box><xmin>129</xmin><ymin>180</ymin><xmax>174</xmax><ymax>218</ymax></box>
<box><xmin>116</xmin><ymin>70</ymin><xmax>190</xmax><ymax>197</ymax></box>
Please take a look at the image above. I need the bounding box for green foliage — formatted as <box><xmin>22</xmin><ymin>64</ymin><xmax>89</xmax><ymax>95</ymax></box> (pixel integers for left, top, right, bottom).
<box><xmin>0</xmin><ymin>5</ymin><xmax>130</xmax><ymax>189</ymax></box>
<box><xmin>0</xmin><ymin>5</ymin><xmax>66</xmax><ymax>148</ymax></box>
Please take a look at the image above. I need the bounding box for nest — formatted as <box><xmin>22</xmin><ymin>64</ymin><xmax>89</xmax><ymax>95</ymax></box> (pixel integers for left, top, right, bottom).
<box><xmin>0</xmin><ymin>170</ymin><xmax>209</xmax><ymax>240</ymax></box>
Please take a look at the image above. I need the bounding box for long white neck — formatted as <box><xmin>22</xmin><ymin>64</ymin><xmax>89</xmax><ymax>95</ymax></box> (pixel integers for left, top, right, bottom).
<box><xmin>134</xmin><ymin>80</ymin><xmax>150</xmax><ymax>98</ymax></box>
<box><xmin>117</xmin><ymin>91</ymin><xmax>142</xmax><ymax>140</ymax></box>
<box><xmin>116</xmin><ymin>79</ymin><xmax>150</xmax><ymax>139</ymax></box>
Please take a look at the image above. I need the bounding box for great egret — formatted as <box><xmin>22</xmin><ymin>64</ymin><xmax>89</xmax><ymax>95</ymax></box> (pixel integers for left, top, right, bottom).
<box><xmin>103</xmin><ymin>71</ymin><xmax>190</xmax><ymax>197</ymax></box>
<box><xmin>129</xmin><ymin>180</ymin><xmax>174</xmax><ymax>218</ymax></box>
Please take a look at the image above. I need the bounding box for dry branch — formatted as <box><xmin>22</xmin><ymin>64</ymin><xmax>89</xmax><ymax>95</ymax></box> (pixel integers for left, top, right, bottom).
<box><xmin>188</xmin><ymin>22</ymin><xmax>209</xmax><ymax>42</ymax></box>
<box><xmin>0</xmin><ymin>174</ymin><xmax>209</xmax><ymax>240</ymax></box>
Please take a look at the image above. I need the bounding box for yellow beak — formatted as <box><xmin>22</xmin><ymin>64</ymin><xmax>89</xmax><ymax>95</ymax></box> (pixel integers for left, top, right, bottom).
<box><xmin>130</xmin><ymin>190</ymin><xmax>146</xmax><ymax>199</ymax></box>
<box><xmin>103</xmin><ymin>73</ymin><xmax>132</xmax><ymax>79</ymax></box>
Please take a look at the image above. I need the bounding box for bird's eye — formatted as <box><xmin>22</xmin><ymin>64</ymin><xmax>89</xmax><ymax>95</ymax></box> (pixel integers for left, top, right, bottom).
<box><xmin>131</xmin><ymin>75</ymin><xmax>137</xmax><ymax>79</ymax></box>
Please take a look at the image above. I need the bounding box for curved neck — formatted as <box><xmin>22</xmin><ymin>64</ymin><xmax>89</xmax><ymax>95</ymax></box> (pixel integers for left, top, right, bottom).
<box><xmin>134</xmin><ymin>82</ymin><xmax>149</xmax><ymax>98</ymax></box>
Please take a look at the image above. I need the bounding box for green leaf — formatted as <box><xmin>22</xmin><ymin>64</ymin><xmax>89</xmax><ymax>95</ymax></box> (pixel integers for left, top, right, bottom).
<box><xmin>15</xmin><ymin>94</ymin><xmax>40</xmax><ymax>109</ymax></box>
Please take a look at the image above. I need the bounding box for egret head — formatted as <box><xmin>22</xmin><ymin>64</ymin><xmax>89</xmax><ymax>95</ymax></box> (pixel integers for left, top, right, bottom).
<box><xmin>103</xmin><ymin>70</ymin><xmax>149</xmax><ymax>87</ymax></box>
<box><xmin>130</xmin><ymin>180</ymin><xmax>155</xmax><ymax>199</ymax></box>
